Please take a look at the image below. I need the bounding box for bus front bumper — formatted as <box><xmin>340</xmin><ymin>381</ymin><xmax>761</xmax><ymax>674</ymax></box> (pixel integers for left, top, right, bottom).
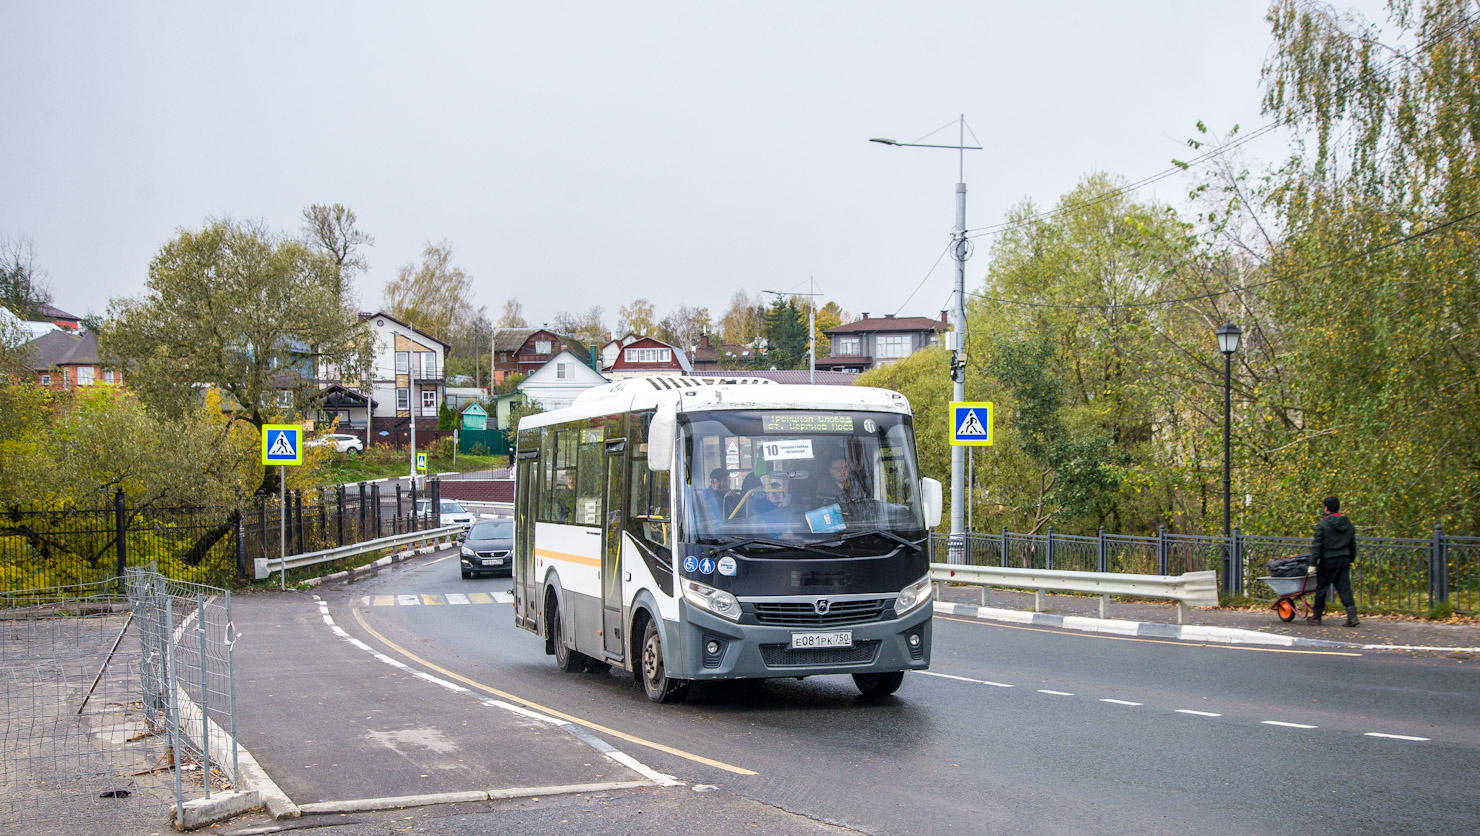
<box><xmin>669</xmin><ymin>602</ymin><xmax>932</xmax><ymax>681</ymax></box>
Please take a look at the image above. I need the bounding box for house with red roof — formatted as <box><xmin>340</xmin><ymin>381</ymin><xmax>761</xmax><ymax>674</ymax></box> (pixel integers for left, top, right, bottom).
<box><xmin>815</xmin><ymin>311</ymin><xmax>948</xmax><ymax>373</ymax></box>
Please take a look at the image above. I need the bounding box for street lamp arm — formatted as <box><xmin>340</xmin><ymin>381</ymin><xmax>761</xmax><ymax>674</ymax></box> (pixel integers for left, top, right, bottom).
<box><xmin>870</xmin><ymin>138</ymin><xmax>982</xmax><ymax>150</ymax></box>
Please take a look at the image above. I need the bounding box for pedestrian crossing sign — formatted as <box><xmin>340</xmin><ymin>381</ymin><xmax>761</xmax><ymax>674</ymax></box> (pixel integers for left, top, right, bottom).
<box><xmin>950</xmin><ymin>402</ymin><xmax>993</xmax><ymax>447</ymax></box>
<box><xmin>262</xmin><ymin>424</ymin><xmax>303</xmax><ymax>465</ymax></box>
<box><xmin>416</xmin><ymin>452</ymin><xmax>427</xmax><ymax>472</ymax></box>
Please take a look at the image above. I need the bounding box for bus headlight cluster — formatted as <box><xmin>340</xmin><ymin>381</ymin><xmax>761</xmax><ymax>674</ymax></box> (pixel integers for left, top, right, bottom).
<box><xmin>682</xmin><ymin>579</ymin><xmax>741</xmax><ymax>622</ymax></box>
<box><xmin>895</xmin><ymin>574</ymin><xmax>933</xmax><ymax>616</ymax></box>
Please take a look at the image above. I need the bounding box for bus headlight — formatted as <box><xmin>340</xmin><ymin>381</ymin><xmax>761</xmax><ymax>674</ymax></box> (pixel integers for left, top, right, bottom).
<box><xmin>895</xmin><ymin>574</ymin><xmax>933</xmax><ymax>616</ymax></box>
<box><xmin>682</xmin><ymin>579</ymin><xmax>742</xmax><ymax>622</ymax></box>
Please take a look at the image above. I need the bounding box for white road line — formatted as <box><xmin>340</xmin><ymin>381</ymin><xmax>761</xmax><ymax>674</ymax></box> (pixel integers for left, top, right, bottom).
<box><xmin>917</xmin><ymin>671</ymin><xmax>1014</xmax><ymax>688</ymax></box>
<box><xmin>445</xmin><ymin>593</ymin><xmax>470</xmax><ymax>605</ymax></box>
<box><xmin>1037</xmin><ymin>689</ymin><xmax>1074</xmax><ymax>696</ymax></box>
<box><xmin>1175</xmin><ymin>709</ymin><xmax>1222</xmax><ymax>717</ymax></box>
<box><xmin>1262</xmin><ymin>721</ymin><xmax>1317</xmax><ymax>729</ymax></box>
<box><xmin>396</xmin><ymin>594</ymin><xmax>421</xmax><ymax>606</ymax></box>
<box><xmin>1100</xmin><ymin>699</ymin><xmax>1142</xmax><ymax>706</ymax></box>
<box><xmin>1364</xmin><ymin>732</ymin><xmax>1429</xmax><ymax>741</ymax></box>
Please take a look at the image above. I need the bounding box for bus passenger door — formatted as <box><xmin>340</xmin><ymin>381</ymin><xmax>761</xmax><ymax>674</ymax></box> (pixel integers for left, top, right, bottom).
<box><xmin>601</xmin><ymin>440</ymin><xmax>627</xmax><ymax>660</ymax></box>
<box><xmin>514</xmin><ymin>452</ymin><xmax>539</xmax><ymax>631</ymax></box>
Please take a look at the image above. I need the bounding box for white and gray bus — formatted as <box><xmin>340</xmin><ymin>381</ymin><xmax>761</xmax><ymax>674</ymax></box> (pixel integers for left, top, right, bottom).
<box><xmin>512</xmin><ymin>377</ymin><xmax>942</xmax><ymax>702</ymax></box>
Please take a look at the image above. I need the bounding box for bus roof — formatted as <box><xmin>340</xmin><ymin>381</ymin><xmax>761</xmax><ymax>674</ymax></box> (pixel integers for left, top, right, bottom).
<box><xmin>517</xmin><ymin>377</ymin><xmax>914</xmax><ymax>431</ymax></box>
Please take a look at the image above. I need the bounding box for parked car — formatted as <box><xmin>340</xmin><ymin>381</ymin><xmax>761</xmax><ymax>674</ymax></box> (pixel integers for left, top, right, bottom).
<box><xmin>459</xmin><ymin>517</ymin><xmax>514</xmax><ymax>578</ymax></box>
<box><xmin>415</xmin><ymin>498</ymin><xmax>476</xmax><ymax>527</ymax></box>
<box><xmin>307</xmin><ymin>433</ymin><xmax>364</xmax><ymax>454</ymax></box>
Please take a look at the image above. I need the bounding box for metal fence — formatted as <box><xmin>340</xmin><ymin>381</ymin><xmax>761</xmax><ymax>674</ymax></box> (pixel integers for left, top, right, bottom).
<box><xmin>0</xmin><ymin>570</ymin><xmax>236</xmax><ymax>832</ymax></box>
<box><xmin>2</xmin><ymin>481</ymin><xmax>443</xmax><ymax>596</ymax></box>
<box><xmin>936</xmin><ymin>526</ymin><xmax>1480</xmax><ymax>614</ymax></box>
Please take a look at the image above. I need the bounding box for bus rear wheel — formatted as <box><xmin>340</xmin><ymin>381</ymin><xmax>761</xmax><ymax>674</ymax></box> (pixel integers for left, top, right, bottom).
<box><xmin>641</xmin><ymin>620</ymin><xmax>689</xmax><ymax>703</ymax></box>
<box><xmin>550</xmin><ymin>603</ymin><xmax>587</xmax><ymax>673</ymax></box>
<box><xmin>853</xmin><ymin>671</ymin><xmax>904</xmax><ymax>698</ymax></box>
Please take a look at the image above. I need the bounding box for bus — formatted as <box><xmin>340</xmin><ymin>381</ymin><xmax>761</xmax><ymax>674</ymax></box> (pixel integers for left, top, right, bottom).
<box><xmin>512</xmin><ymin>376</ymin><xmax>942</xmax><ymax>702</ymax></box>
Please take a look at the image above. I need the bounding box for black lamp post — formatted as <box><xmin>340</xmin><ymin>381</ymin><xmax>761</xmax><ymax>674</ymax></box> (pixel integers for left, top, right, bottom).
<box><xmin>1216</xmin><ymin>321</ymin><xmax>1242</xmax><ymax>593</ymax></box>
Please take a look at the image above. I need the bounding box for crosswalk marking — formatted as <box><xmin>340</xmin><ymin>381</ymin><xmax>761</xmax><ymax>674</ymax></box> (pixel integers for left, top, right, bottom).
<box><xmin>364</xmin><ymin>591</ymin><xmax>513</xmax><ymax>607</ymax></box>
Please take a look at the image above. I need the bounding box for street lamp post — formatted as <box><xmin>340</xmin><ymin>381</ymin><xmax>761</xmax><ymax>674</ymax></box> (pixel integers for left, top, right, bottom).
<box><xmin>1216</xmin><ymin>321</ymin><xmax>1242</xmax><ymax>595</ymax></box>
<box><xmin>872</xmin><ymin>117</ymin><xmax>981</xmax><ymax>560</ymax></box>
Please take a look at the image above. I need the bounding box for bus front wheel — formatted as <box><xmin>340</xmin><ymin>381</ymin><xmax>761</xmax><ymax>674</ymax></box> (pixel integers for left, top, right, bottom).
<box><xmin>640</xmin><ymin>620</ymin><xmax>689</xmax><ymax>703</ymax></box>
<box><xmin>853</xmin><ymin>671</ymin><xmax>904</xmax><ymax>698</ymax></box>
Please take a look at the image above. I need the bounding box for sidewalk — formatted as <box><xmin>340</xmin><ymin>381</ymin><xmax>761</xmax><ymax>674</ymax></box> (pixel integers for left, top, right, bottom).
<box><xmin>934</xmin><ymin>584</ymin><xmax>1480</xmax><ymax>654</ymax></box>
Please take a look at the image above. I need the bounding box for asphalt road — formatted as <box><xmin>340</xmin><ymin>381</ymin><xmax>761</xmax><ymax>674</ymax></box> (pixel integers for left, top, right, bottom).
<box><xmin>229</xmin><ymin>549</ymin><xmax>1480</xmax><ymax>835</ymax></box>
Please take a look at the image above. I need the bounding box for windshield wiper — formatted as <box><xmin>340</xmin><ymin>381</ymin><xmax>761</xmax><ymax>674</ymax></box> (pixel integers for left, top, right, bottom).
<box><xmin>710</xmin><ymin>538</ymin><xmax>836</xmax><ymax>557</ymax></box>
<box><xmin>822</xmin><ymin>529</ymin><xmax>924</xmax><ymax>553</ymax></box>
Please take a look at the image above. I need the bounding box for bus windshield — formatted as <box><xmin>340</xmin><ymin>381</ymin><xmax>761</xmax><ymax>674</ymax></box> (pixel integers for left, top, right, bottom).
<box><xmin>679</xmin><ymin>409</ymin><xmax>927</xmax><ymax>549</ymax></box>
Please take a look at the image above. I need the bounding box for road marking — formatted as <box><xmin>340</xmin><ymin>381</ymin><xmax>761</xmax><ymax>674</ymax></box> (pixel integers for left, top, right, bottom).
<box><xmin>363</xmin><ymin>592</ymin><xmax>512</xmax><ymax>606</ymax></box>
<box><xmin>347</xmin><ymin>606</ymin><xmax>756</xmax><ymax>775</ymax></box>
<box><xmin>1262</xmin><ymin>721</ymin><xmax>1317</xmax><ymax>729</ymax></box>
<box><xmin>429</xmin><ymin>555</ymin><xmax>453</xmax><ymax>565</ymax></box>
<box><xmin>937</xmin><ymin>615</ymin><xmax>1364</xmax><ymax>656</ymax></box>
<box><xmin>1100</xmin><ymin>699</ymin><xmax>1142</xmax><ymax>706</ymax></box>
<box><xmin>1175</xmin><ymin>709</ymin><xmax>1223</xmax><ymax>717</ymax></box>
<box><xmin>1037</xmin><ymin>689</ymin><xmax>1074</xmax><ymax>696</ymax></box>
<box><xmin>1364</xmin><ymin>732</ymin><xmax>1429</xmax><ymax>741</ymax></box>
<box><xmin>917</xmin><ymin>671</ymin><xmax>1014</xmax><ymax>688</ymax></box>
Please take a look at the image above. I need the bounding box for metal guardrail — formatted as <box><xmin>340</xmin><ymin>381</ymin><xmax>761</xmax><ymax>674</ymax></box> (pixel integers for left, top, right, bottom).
<box><xmin>930</xmin><ymin>563</ymin><xmax>1219</xmax><ymax>624</ymax></box>
<box><xmin>252</xmin><ymin>525</ymin><xmax>464</xmax><ymax>580</ymax></box>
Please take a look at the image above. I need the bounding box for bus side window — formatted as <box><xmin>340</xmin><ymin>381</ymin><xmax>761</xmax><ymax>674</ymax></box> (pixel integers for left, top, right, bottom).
<box><xmin>628</xmin><ymin>460</ymin><xmax>671</xmax><ymax>545</ymax></box>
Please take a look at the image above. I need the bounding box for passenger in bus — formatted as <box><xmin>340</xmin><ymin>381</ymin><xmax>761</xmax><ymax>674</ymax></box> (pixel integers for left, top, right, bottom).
<box><xmin>697</xmin><ymin>467</ymin><xmax>736</xmax><ymax>521</ymax></box>
<box><xmin>734</xmin><ymin>472</ymin><xmax>776</xmax><ymax>517</ymax></box>
<box><xmin>554</xmin><ymin>471</ymin><xmax>576</xmax><ymax>523</ymax></box>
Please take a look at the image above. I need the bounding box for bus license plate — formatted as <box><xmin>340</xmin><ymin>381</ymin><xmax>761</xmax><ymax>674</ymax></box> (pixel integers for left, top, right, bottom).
<box><xmin>791</xmin><ymin>631</ymin><xmax>852</xmax><ymax>649</ymax></box>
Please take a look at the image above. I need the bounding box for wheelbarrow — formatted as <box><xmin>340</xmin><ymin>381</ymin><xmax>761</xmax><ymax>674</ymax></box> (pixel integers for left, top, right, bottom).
<box><xmin>1259</xmin><ymin>573</ymin><xmax>1333</xmax><ymax>622</ymax></box>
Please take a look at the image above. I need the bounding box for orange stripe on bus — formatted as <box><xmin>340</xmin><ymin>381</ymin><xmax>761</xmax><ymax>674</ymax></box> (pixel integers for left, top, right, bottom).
<box><xmin>535</xmin><ymin>548</ymin><xmax>601</xmax><ymax>567</ymax></box>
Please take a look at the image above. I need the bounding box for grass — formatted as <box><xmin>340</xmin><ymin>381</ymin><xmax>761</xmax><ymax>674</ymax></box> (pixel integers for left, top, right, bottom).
<box><xmin>316</xmin><ymin>447</ymin><xmax>508</xmax><ymax>485</ymax></box>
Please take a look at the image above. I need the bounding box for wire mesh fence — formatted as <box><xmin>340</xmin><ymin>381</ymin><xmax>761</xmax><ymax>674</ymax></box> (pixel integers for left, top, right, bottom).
<box><xmin>0</xmin><ymin>570</ymin><xmax>238</xmax><ymax>833</ymax></box>
<box><xmin>934</xmin><ymin>526</ymin><xmax>1478</xmax><ymax>614</ymax></box>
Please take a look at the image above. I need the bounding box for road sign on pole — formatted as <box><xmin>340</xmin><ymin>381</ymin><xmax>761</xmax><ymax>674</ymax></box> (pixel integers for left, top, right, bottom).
<box><xmin>262</xmin><ymin>424</ymin><xmax>303</xmax><ymax>465</ymax></box>
<box><xmin>950</xmin><ymin>402</ymin><xmax>993</xmax><ymax>446</ymax></box>
<box><xmin>416</xmin><ymin>452</ymin><xmax>427</xmax><ymax>472</ymax></box>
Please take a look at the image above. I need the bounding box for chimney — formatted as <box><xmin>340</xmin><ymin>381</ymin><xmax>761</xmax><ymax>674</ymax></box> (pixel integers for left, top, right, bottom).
<box><xmin>699</xmin><ymin>334</ymin><xmax>711</xmax><ymax>349</ymax></box>
<box><xmin>883</xmin><ymin>313</ymin><xmax>894</xmax><ymax>319</ymax></box>
<box><xmin>940</xmin><ymin>310</ymin><xmax>948</xmax><ymax>325</ymax></box>
<box><xmin>861</xmin><ymin>312</ymin><xmax>869</xmax><ymax>319</ymax></box>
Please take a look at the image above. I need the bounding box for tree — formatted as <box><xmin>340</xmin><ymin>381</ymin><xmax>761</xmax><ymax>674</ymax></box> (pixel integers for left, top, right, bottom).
<box><xmin>616</xmin><ymin>298</ymin><xmax>656</xmax><ymax>337</ymax></box>
<box><xmin>496</xmin><ymin>298</ymin><xmax>528</xmax><ymax>328</ymax></box>
<box><xmin>760</xmin><ymin>297</ymin><xmax>807</xmax><ymax>369</ymax></box>
<box><xmin>103</xmin><ymin>217</ymin><xmax>368</xmax><ymax>495</ymax></box>
<box><xmin>0</xmin><ymin>236</ymin><xmax>52</xmax><ymax>320</ymax></box>
<box><xmin>301</xmin><ymin>203</ymin><xmax>373</xmax><ymax>303</ymax></box>
<box><xmin>382</xmin><ymin>240</ymin><xmax>472</xmax><ymax>345</ymax></box>
<box><xmin>550</xmin><ymin>306</ymin><xmax>607</xmax><ymax>345</ymax></box>
<box><xmin>813</xmin><ymin>301</ymin><xmax>846</xmax><ymax>358</ymax></box>
<box><xmin>656</xmin><ymin>305</ymin><xmax>711</xmax><ymax>350</ymax></box>
<box><xmin>719</xmin><ymin>290</ymin><xmax>764</xmax><ymax>346</ymax></box>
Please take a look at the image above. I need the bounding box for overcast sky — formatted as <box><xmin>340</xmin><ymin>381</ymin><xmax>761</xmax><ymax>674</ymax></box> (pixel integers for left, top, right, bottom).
<box><xmin>0</xmin><ymin>1</ymin><xmax>1387</xmax><ymax>333</ymax></box>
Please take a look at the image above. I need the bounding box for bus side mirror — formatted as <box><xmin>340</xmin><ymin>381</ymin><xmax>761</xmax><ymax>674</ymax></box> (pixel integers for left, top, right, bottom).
<box><xmin>647</xmin><ymin>403</ymin><xmax>676</xmax><ymax>472</ymax></box>
<box><xmin>921</xmin><ymin>477</ymin><xmax>943</xmax><ymax>528</ymax></box>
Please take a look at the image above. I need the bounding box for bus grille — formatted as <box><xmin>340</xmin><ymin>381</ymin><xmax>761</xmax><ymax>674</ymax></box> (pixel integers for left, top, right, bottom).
<box><xmin>751</xmin><ymin>599</ymin><xmax>889</xmax><ymax>627</ymax></box>
<box><xmin>760</xmin><ymin>641</ymin><xmax>880</xmax><ymax>668</ymax></box>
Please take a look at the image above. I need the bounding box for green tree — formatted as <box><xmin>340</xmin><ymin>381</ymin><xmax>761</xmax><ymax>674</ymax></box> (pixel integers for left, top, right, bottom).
<box><xmin>760</xmin><ymin>297</ymin><xmax>807</xmax><ymax>369</ymax></box>
<box><xmin>719</xmin><ymin>290</ymin><xmax>764</xmax><ymax>346</ymax></box>
<box><xmin>616</xmin><ymin>298</ymin><xmax>656</xmax><ymax>337</ymax></box>
<box><xmin>813</xmin><ymin>301</ymin><xmax>846</xmax><ymax>358</ymax></box>
<box><xmin>103</xmin><ymin>218</ymin><xmax>367</xmax><ymax>495</ymax></box>
<box><xmin>382</xmin><ymin>240</ymin><xmax>472</xmax><ymax>346</ymax></box>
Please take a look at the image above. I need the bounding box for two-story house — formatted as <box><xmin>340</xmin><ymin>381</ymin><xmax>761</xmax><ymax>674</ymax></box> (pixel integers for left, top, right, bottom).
<box><xmin>814</xmin><ymin>311</ymin><xmax>947</xmax><ymax>373</ymax></box>
<box><xmin>24</xmin><ymin>330</ymin><xmax>125</xmax><ymax>390</ymax></box>
<box><xmin>517</xmin><ymin>348</ymin><xmax>608</xmax><ymax>411</ymax></box>
<box><xmin>604</xmin><ymin>336</ymin><xmax>691</xmax><ymax>379</ymax></box>
<box><xmin>491</xmin><ymin>329</ymin><xmax>591</xmax><ymax>383</ymax></box>
<box><xmin>347</xmin><ymin>311</ymin><xmax>449</xmax><ymax>432</ymax></box>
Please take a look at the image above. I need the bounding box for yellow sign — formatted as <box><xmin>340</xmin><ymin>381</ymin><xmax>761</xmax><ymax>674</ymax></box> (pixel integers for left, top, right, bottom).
<box><xmin>949</xmin><ymin>402</ymin><xmax>993</xmax><ymax>447</ymax></box>
<box><xmin>261</xmin><ymin>424</ymin><xmax>303</xmax><ymax>465</ymax></box>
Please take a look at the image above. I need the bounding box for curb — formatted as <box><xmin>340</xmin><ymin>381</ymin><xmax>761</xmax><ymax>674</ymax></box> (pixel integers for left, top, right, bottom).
<box><xmin>931</xmin><ymin>601</ymin><xmax>1480</xmax><ymax>653</ymax></box>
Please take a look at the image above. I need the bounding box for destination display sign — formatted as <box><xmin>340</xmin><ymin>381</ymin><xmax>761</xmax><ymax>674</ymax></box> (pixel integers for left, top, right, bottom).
<box><xmin>762</xmin><ymin>414</ymin><xmax>854</xmax><ymax>434</ymax></box>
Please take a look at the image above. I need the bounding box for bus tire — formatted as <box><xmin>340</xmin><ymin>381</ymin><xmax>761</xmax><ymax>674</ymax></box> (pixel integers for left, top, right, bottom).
<box><xmin>852</xmin><ymin>671</ymin><xmax>904</xmax><ymax>698</ymax></box>
<box><xmin>550</xmin><ymin>601</ymin><xmax>587</xmax><ymax>673</ymax></box>
<box><xmin>640</xmin><ymin>619</ymin><xmax>689</xmax><ymax>703</ymax></box>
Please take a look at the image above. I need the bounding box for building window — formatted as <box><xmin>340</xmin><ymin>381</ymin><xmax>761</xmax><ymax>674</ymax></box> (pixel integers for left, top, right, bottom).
<box><xmin>422</xmin><ymin>389</ymin><xmax>437</xmax><ymax>413</ymax></box>
<box><xmin>535</xmin><ymin>339</ymin><xmax>552</xmax><ymax>354</ymax></box>
<box><xmin>624</xmin><ymin>347</ymin><xmax>671</xmax><ymax>364</ymax></box>
<box><xmin>556</xmin><ymin>362</ymin><xmax>570</xmax><ymax>379</ymax></box>
<box><xmin>836</xmin><ymin>336</ymin><xmax>861</xmax><ymax>356</ymax></box>
<box><xmin>397</xmin><ymin>388</ymin><xmax>409</xmax><ymax>410</ymax></box>
<box><xmin>77</xmin><ymin>367</ymin><xmax>95</xmax><ymax>386</ymax></box>
<box><xmin>396</xmin><ymin>351</ymin><xmax>409</xmax><ymax>374</ymax></box>
<box><xmin>415</xmin><ymin>351</ymin><xmax>436</xmax><ymax>378</ymax></box>
<box><xmin>103</xmin><ymin>369</ymin><xmax>115</xmax><ymax>383</ymax></box>
<box><xmin>40</xmin><ymin>373</ymin><xmax>50</xmax><ymax>386</ymax></box>
<box><xmin>276</xmin><ymin>389</ymin><xmax>293</xmax><ymax>408</ymax></box>
<box><xmin>877</xmin><ymin>335</ymin><xmax>910</xmax><ymax>359</ymax></box>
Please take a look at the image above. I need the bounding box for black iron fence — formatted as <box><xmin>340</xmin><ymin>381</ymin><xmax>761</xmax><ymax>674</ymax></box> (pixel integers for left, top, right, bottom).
<box><xmin>2</xmin><ymin>480</ymin><xmax>444</xmax><ymax>596</ymax></box>
<box><xmin>933</xmin><ymin>526</ymin><xmax>1480</xmax><ymax>614</ymax></box>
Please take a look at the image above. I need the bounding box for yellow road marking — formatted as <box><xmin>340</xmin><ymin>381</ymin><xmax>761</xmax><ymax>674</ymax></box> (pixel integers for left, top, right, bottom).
<box><xmin>373</xmin><ymin>595</ymin><xmax>394</xmax><ymax>607</ymax></box>
<box><xmin>350</xmin><ymin>608</ymin><xmax>756</xmax><ymax>776</ymax></box>
<box><xmin>428</xmin><ymin>555</ymin><xmax>454</xmax><ymax>565</ymax></box>
<box><xmin>467</xmin><ymin>592</ymin><xmax>493</xmax><ymax>604</ymax></box>
<box><xmin>937</xmin><ymin>615</ymin><xmax>1364</xmax><ymax>656</ymax></box>
<box><xmin>421</xmin><ymin>594</ymin><xmax>443</xmax><ymax>605</ymax></box>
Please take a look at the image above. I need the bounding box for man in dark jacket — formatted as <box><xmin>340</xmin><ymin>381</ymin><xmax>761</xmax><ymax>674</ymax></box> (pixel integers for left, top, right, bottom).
<box><xmin>1305</xmin><ymin>496</ymin><xmax>1360</xmax><ymax>627</ymax></box>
